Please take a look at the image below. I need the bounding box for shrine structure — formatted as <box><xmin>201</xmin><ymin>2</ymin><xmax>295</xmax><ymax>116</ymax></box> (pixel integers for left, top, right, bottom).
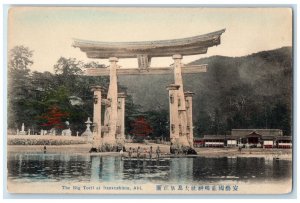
<box><xmin>73</xmin><ymin>29</ymin><xmax>225</xmax><ymax>150</ymax></box>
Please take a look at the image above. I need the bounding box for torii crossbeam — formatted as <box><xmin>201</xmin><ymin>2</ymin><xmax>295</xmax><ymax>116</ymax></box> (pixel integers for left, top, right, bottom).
<box><xmin>73</xmin><ymin>29</ymin><xmax>225</xmax><ymax>150</ymax></box>
<box><xmin>83</xmin><ymin>64</ymin><xmax>207</xmax><ymax>76</ymax></box>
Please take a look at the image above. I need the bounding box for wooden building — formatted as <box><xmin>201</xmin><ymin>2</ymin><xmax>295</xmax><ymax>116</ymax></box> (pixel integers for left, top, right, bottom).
<box><xmin>193</xmin><ymin>138</ymin><xmax>205</xmax><ymax>148</ymax></box>
<box><xmin>276</xmin><ymin>136</ymin><xmax>292</xmax><ymax>148</ymax></box>
<box><xmin>203</xmin><ymin>135</ymin><xmax>225</xmax><ymax>147</ymax></box>
<box><xmin>193</xmin><ymin>129</ymin><xmax>292</xmax><ymax>148</ymax></box>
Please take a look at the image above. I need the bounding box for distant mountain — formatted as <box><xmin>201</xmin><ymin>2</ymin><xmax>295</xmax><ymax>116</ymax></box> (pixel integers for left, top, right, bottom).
<box><xmin>119</xmin><ymin>47</ymin><xmax>292</xmax><ymax>135</ymax></box>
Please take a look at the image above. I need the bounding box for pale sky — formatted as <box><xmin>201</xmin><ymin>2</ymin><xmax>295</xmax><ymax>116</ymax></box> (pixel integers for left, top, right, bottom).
<box><xmin>8</xmin><ymin>7</ymin><xmax>292</xmax><ymax>73</ymax></box>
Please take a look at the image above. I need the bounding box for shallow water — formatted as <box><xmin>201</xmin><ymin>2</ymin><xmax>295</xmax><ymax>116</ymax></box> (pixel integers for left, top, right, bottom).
<box><xmin>7</xmin><ymin>153</ymin><xmax>292</xmax><ymax>184</ymax></box>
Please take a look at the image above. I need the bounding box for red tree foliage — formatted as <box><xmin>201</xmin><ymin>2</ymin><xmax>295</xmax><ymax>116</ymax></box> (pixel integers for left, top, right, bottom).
<box><xmin>130</xmin><ymin>116</ymin><xmax>153</xmax><ymax>137</ymax></box>
<box><xmin>39</xmin><ymin>106</ymin><xmax>69</xmax><ymax>129</ymax></box>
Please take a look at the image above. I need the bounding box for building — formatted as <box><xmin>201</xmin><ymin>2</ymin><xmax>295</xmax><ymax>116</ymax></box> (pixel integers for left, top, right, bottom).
<box><xmin>194</xmin><ymin>129</ymin><xmax>292</xmax><ymax>148</ymax></box>
<box><xmin>276</xmin><ymin>136</ymin><xmax>292</xmax><ymax>148</ymax></box>
<box><xmin>193</xmin><ymin>138</ymin><xmax>205</xmax><ymax>148</ymax></box>
<box><xmin>203</xmin><ymin>135</ymin><xmax>225</xmax><ymax>147</ymax></box>
<box><xmin>226</xmin><ymin>135</ymin><xmax>238</xmax><ymax>147</ymax></box>
<box><xmin>231</xmin><ymin>129</ymin><xmax>284</xmax><ymax>148</ymax></box>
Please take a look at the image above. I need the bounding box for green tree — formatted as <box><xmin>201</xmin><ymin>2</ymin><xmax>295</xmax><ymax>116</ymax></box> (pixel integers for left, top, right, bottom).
<box><xmin>8</xmin><ymin>46</ymin><xmax>34</xmax><ymax>129</ymax></box>
<box><xmin>54</xmin><ymin>57</ymin><xmax>83</xmax><ymax>76</ymax></box>
<box><xmin>8</xmin><ymin>45</ymin><xmax>33</xmax><ymax>71</ymax></box>
<box><xmin>145</xmin><ymin>109</ymin><xmax>169</xmax><ymax>139</ymax></box>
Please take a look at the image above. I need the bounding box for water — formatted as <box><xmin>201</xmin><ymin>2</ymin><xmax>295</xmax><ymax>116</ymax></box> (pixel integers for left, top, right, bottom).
<box><xmin>7</xmin><ymin>153</ymin><xmax>292</xmax><ymax>184</ymax></box>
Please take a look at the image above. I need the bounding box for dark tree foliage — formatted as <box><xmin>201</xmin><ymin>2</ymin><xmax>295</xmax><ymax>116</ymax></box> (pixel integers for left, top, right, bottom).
<box><xmin>130</xmin><ymin>116</ymin><xmax>153</xmax><ymax>141</ymax></box>
<box><xmin>144</xmin><ymin>109</ymin><xmax>169</xmax><ymax>139</ymax></box>
<box><xmin>38</xmin><ymin>105</ymin><xmax>69</xmax><ymax>129</ymax></box>
<box><xmin>7</xmin><ymin>48</ymin><xmax>141</xmax><ymax>135</ymax></box>
<box><xmin>8</xmin><ymin>46</ymin><xmax>34</xmax><ymax>130</ymax></box>
<box><xmin>189</xmin><ymin>47</ymin><xmax>292</xmax><ymax>136</ymax></box>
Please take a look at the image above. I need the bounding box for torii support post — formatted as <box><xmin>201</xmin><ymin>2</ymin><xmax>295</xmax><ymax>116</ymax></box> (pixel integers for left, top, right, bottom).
<box><xmin>117</xmin><ymin>92</ymin><xmax>126</xmax><ymax>145</ymax></box>
<box><xmin>91</xmin><ymin>85</ymin><xmax>103</xmax><ymax>149</ymax></box>
<box><xmin>167</xmin><ymin>84</ymin><xmax>180</xmax><ymax>145</ymax></box>
<box><xmin>185</xmin><ymin>91</ymin><xmax>195</xmax><ymax>146</ymax></box>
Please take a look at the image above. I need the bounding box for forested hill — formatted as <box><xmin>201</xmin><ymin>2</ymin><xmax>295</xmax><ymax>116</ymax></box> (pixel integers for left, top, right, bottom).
<box><xmin>119</xmin><ymin>47</ymin><xmax>292</xmax><ymax>136</ymax></box>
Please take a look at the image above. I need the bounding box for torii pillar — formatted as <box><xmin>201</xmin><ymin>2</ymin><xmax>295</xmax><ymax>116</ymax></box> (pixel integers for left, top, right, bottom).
<box><xmin>172</xmin><ymin>54</ymin><xmax>190</xmax><ymax>147</ymax></box>
<box><xmin>91</xmin><ymin>85</ymin><xmax>103</xmax><ymax>148</ymax></box>
<box><xmin>103</xmin><ymin>57</ymin><xmax>119</xmax><ymax>146</ymax></box>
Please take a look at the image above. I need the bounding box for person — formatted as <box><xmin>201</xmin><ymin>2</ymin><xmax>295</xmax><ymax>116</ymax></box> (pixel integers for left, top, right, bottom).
<box><xmin>149</xmin><ymin>146</ymin><xmax>153</xmax><ymax>159</ymax></box>
<box><xmin>156</xmin><ymin>146</ymin><xmax>161</xmax><ymax>159</ymax></box>
<box><xmin>137</xmin><ymin>146</ymin><xmax>141</xmax><ymax>159</ymax></box>
<box><xmin>43</xmin><ymin>145</ymin><xmax>47</xmax><ymax>153</ymax></box>
<box><xmin>128</xmin><ymin>147</ymin><xmax>132</xmax><ymax>159</ymax></box>
<box><xmin>143</xmin><ymin>148</ymin><xmax>147</xmax><ymax>159</ymax></box>
<box><xmin>120</xmin><ymin>148</ymin><xmax>124</xmax><ymax>160</ymax></box>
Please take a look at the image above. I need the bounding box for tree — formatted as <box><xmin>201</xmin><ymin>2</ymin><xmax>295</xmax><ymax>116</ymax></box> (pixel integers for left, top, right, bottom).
<box><xmin>38</xmin><ymin>105</ymin><xmax>69</xmax><ymax>130</ymax></box>
<box><xmin>145</xmin><ymin>110</ymin><xmax>169</xmax><ymax>139</ymax></box>
<box><xmin>54</xmin><ymin>57</ymin><xmax>83</xmax><ymax>76</ymax></box>
<box><xmin>8</xmin><ymin>45</ymin><xmax>33</xmax><ymax>71</ymax></box>
<box><xmin>8</xmin><ymin>46</ymin><xmax>34</xmax><ymax>129</ymax></box>
<box><xmin>194</xmin><ymin>110</ymin><xmax>212</xmax><ymax>137</ymax></box>
<box><xmin>130</xmin><ymin>116</ymin><xmax>153</xmax><ymax>141</ymax></box>
<box><xmin>83</xmin><ymin>61</ymin><xmax>106</xmax><ymax>69</ymax></box>
<box><xmin>53</xmin><ymin>57</ymin><xmax>84</xmax><ymax>93</ymax></box>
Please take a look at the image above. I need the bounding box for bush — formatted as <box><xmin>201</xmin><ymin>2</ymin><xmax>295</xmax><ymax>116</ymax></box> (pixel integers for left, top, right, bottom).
<box><xmin>7</xmin><ymin>136</ymin><xmax>87</xmax><ymax>145</ymax></box>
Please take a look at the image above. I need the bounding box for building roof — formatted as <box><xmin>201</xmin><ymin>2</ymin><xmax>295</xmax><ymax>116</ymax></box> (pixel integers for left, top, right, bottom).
<box><xmin>231</xmin><ymin>129</ymin><xmax>283</xmax><ymax>137</ymax></box>
<box><xmin>261</xmin><ymin>136</ymin><xmax>276</xmax><ymax>140</ymax></box>
<box><xmin>246</xmin><ymin>131</ymin><xmax>262</xmax><ymax>138</ymax></box>
<box><xmin>194</xmin><ymin>138</ymin><xmax>205</xmax><ymax>141</ymax></box>
<box><xmin>203</xmin><ymin>135</ymin><xmax>226</xmax><ymax>140</ymax></box>
<box><xmin>226</xmin><ymin>135</ymin><xmax>239</xmax><ymax>140</ymax></box>
<box><xmin>276</xmin><ymin>136</ymin><xmax>292</xmax><ymax>141</ymax></box>
<box><xmin>73</xmin><ymin>29</ymin><xmax>226</xmax><ymax>59</ymax></box>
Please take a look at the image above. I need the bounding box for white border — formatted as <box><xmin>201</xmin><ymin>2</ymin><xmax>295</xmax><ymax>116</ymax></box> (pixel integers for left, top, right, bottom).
<box><xmin>1</xmin><ymin>0</ymin><xmax>299</xmax><ymax>202</ymax></box>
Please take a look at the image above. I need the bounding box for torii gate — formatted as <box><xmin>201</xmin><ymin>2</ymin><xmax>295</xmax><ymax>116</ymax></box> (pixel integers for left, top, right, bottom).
<box><xmin>73</xmin><ymin>29</ymin><xmax>225</xmax><ymax>150</ymax></box>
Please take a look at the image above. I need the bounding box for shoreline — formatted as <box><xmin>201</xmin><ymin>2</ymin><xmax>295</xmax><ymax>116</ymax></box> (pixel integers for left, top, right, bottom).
<box><xmin>7</xmin><ymin>143</ymin><xmax>292</xmax><ymax>160</ymax></box>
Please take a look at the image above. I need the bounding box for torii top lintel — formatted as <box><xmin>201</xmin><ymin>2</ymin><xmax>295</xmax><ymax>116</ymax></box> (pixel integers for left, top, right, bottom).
<box><xmin>73</xmin><ymin>29</ymin><xmax>225</xmax><ymax>59</ymax></box>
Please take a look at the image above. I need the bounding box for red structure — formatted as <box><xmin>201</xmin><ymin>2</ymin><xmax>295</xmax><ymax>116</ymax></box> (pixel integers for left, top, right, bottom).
<box><xmin>193</xmin><ymin>138</ymin><xmax>205</xmax><ymax>147</ymax></box>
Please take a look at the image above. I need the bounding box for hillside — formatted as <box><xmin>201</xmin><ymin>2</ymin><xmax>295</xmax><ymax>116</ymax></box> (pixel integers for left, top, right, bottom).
<box><xmin>119</xmin><ymin>47</ymin><xmax>292</xmax><ymax>136</ymax></box>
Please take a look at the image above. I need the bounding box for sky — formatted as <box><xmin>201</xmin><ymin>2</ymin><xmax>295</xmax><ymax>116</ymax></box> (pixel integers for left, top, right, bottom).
<box><xmin>8</xmin><ymin>7</ymin><xmax>292</xmax><ymax>73</ymax></box>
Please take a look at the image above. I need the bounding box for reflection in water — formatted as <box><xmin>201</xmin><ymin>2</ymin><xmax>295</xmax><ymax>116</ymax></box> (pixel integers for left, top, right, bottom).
<box><xmin>170</xmin><ymin>158</ymin><xmax>193</xmax><ymax>183</ymax></box>
<box><xmin>90</xmin><ymin>156</ymin><xmax>100</xmax><ymax>181</ymax></box>
<box><xmin>102</xmin><ymin>157</ymin><xmax>115</xmax><ymax>181</ymax></box>
<box><xmin>7</xmin><ymin>153</ymin><xmax>292</xmax><ymax>184</ymax></box>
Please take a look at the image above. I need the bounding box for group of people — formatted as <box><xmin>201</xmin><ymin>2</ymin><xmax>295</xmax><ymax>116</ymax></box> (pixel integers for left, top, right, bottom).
<box><xmin>120</xmin><ymin>146</ymin><xmax>161</xmax><ymax>160</ymax></box>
